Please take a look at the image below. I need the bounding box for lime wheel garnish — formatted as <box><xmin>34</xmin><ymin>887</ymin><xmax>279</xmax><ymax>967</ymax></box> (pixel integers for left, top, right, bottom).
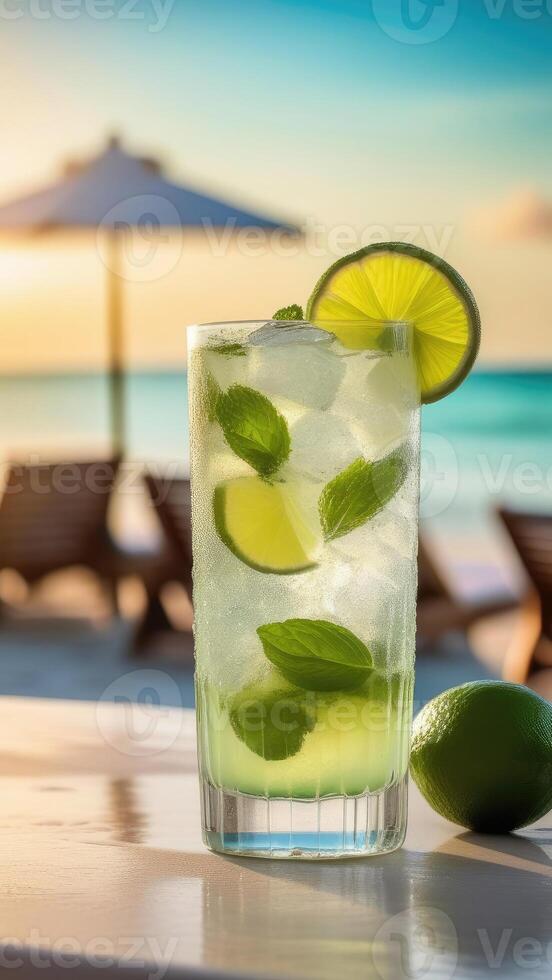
<box><xmin>307</xmin><ymin>242</ymin><xmax>480</xmax><ymax>403</ymax></box>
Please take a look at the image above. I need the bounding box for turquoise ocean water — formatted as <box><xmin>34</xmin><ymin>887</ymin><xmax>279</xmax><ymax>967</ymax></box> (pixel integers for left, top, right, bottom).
<box><xmin>1</xmin><ymin>369</ymin><xmax>551</xmax><ymax>587</ymax></box>
<box><xmin>422</xmin><ymin>370</ymin><xmax>552</xmax><ymax>523</ymax></box>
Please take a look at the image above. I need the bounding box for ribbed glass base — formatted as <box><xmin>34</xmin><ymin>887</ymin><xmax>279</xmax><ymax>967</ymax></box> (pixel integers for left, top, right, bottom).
<box><xmin>201</xmin><ymin>775</ymin><xmax>408</xmax><ymax>860</ymax></box>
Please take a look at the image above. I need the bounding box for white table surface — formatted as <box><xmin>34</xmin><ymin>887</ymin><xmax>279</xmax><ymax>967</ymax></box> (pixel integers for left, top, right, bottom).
<box><xmin>1</xmin><ymin>695</ymin><xmax>551</xmax><ymax>979</ymax></box>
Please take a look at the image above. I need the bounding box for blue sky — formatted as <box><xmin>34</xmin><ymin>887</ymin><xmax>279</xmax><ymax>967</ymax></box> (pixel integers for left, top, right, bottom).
<box><xmin>1</xmin><ymin>0</ymin><xmax>552</xmax><ymax>372</ymax></box>
<box><xmin>2</xmin><ymin>0</ymin><xmax>552</xmax><ymax>224</ymax></box>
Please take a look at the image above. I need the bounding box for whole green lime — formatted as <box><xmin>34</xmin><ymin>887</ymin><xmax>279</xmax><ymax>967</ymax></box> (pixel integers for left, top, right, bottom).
<box><xmin>410</xmin><ymin>681</ymin><xmax>552</xmax><ymax>833</ymax></box>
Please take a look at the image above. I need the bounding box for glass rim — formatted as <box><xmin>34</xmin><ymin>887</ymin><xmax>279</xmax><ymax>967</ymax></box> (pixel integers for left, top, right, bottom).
<box><xmin>187</xmin><ymin>319</ymin><xmax>414</xmax><ymax>355</ymax></box>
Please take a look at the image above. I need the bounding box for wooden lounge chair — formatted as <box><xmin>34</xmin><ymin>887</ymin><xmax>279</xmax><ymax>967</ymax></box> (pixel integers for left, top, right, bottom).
<box><xmin>417</xmin><ymin>532</ymin><xmax>516</xmax><ymax>646</ymax></box>
<box><xmin>497</xmin><ymin>508</ymin><xmax>552</xmax><ymax>694</ymax></box>
<box><xmin>133</xmin><ymin>474</ymin><xmax>194</xmax><ymax>651</ymax></box>
<box><xmin>0</xmin><ymin>458</ymin><xmax>120</xmax><ymax>613</ymax></box>
<box><xmin>144</xmin><ymin>474</ymin><xmax>193</xmax><ymax>595</ymax></box>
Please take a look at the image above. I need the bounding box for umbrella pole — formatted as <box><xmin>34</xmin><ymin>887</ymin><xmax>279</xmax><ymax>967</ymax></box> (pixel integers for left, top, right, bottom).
<box><xmin>106</xmin><ymin>229</ymin><xmax>125</xmax><ymax>457</ymax></box>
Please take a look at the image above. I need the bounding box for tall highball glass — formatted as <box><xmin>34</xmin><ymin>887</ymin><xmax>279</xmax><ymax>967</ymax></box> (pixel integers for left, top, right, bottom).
<box><xmin>188</xmin><ymin>318</ymin><xmax>419</xmax><ymax>859</ymax></box>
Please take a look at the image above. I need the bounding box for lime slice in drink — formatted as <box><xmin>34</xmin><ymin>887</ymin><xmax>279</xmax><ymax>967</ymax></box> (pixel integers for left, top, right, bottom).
<box><xmin>214</xmin><ymin>476</ymin><xmax>320</xmax><ymax>574</ymax></box>
<box><xmin>306</xmin><ymin>242</ymin><xmax>480</xmax><ymax>404</ymax></box>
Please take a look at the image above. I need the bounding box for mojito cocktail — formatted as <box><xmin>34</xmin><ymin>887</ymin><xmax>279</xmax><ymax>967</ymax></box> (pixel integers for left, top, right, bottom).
<box><xmin>189</xmin><ymin>317</ymin><xmax>419</xmax><ymax>858</ymax></box>
<box><xmin>188</xmin><ymin>241</ymin><xmax>480</xmax><ymax>860</ymax></box>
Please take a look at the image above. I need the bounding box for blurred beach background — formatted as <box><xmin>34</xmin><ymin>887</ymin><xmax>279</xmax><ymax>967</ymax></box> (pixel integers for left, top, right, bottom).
<box><xmin>1</xmin><ymin>0</ymin><xmax>552</xmax><ymax>703</ymax></box>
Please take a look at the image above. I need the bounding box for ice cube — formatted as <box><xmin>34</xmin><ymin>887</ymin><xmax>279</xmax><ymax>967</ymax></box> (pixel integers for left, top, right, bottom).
<box><xmin>207</xmin><ymin>433</ymin><xmax>252</xmax><ymax>483</ymax></box>
<box><xmin>247</xmin><ymin>320</ymin><xmax>334</xmax><ymax>347</ymax></box>
<box><xmin>365</xmin><ymin>352</ymin><xmax>418</xmax><ymax>412</ymax></box>
<box><xmin>249</xmin><ymin>336</ymin><xmax>345</xmax><ymax>411</ymax></box>
<box><xmin>332</xmin><ymin>352</ymin><xmax>416</xmax><ymax>459</ymax></box>
<box><xmin>370</xmin><ymin>506</ymin><xmax>418</xmax><ymax>562</ymax></box>
<box><xmin>287</xmin><ymin>411</ymin><xmax>363</xmax><ymax>482</ymax></box>
<box><xmin>332</xmin><ymin>553</ymin><xmax>417</xmax><ymax>672</ymax></box>
<box><xmin>326</xmin><ymin>470</ymin><xmax>417</xmax><ymax>564</ymax></box>
<box><xmin>201</xmin><ymin>346</ymin><xmax>249</xmax><ymax>392</ymax></box>
<box><xmin>284</xmin><ymin>554</ymin><xmax>355</xmax><ymax>621</ymax></box>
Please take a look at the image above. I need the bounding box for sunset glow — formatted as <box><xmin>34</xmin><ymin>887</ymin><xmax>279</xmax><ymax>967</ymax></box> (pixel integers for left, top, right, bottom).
<box><xmin>1</xmin><ymin>1</ymin><xmax>552</xmax><ymax>371</ymax></box>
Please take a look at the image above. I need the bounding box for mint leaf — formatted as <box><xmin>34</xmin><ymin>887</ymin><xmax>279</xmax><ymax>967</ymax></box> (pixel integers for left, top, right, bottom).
<box><xmin>208</xmin><ymin>341</ymin><xmax>248</xmax><ymax>357</ymax></box>
<box><xmin>195</xmin><ymin>352</ymin><xmax>221</xmax><ymax>422</ymax></box>
<box><xmin>216</xmin><ymin>384</ymin><xmax>290</xmax><ymax>477</ymax></box>
<box><xmin>257</xmin><ymin>619</ymin><xmax>373</xmax><ymax>692</ymax></box>
<box><xmin>205</xmin><ymin>371</ymin><xmax>221</xmax><ymax>422</ymax></box>
<box><xmin>319</xmin><ymin>448</ymin><xmax>408</xmax><ymax>541</ymax></box>
<box><xmin>229</xmin><ymin>684</ymin><xmax>315</xmax><ymax>760</ymax></box>
<box><xmin>272</xmin><ymin>304</ymin><xmax>303</xmax><ymax>321</ymax></box>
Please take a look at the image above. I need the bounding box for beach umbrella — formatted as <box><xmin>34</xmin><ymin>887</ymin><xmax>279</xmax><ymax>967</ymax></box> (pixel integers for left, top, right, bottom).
<box><xmin>0</xmin><ymin>135</ymin><xmax>298</xmax><ymax>454</ymax></box>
